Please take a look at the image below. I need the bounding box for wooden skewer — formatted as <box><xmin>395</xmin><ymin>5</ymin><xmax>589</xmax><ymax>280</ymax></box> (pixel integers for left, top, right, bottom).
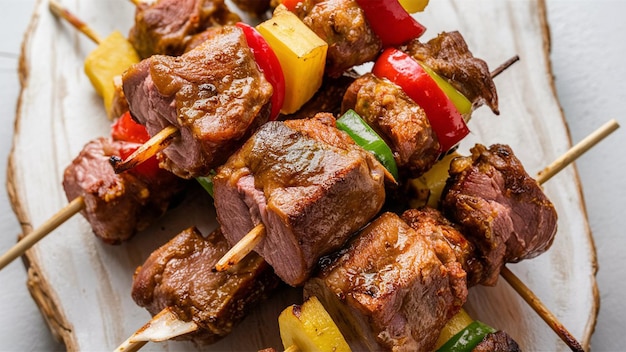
<box><xmin>501</xmin><ymin>267</ymin><xmax>584</xmax><ymax>352</ymax></box>
<box><xmin>110</xmin><ymin>126</ymin><xmax>179</xmax><ymax>174</ymax></box>
<box><xmin>49</xmin><ymin>0</ymin><xmax>102</xmax><ymax>44</ymax></box>
<box><xmin>0</xmin><ymin>197</ymin><xmax>85</xmax><ymax>270</ymax></box>
<box><xmin>491</xmin><ymin>55</ymin><xmax>520</xmax><ymax>79</ymax></box>
<box><xmin>536</xmin><ymin>119</ymin><xmax>619</xmax><ymax>184</ymax></box>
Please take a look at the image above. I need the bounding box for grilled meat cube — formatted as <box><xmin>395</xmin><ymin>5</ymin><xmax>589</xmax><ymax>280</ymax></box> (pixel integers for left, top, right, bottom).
<box><xmin>305</xmin><ymin>212</ymin><xmax>467</xmax><ymax>352</ymax></box>
<box><xmin>401</xmin><ymin>207</ymin><xmax>480</xmax><ymax>296</ymax></box>
<box><xmin>132</xmin><ymin>226</ymin><xmax>280</xmax><ymax>344</ymax></box>
<box><xmin>123</xmin><ymin>25</ymin><xmax>273</xmax><ymax>179</ymax></box>
<box><xmin>342</xmin><ymin>73</ymin><xmax>440</xmax><ymax>178</ymax></box>
<box><xmin>295</xmin><ymin>0</ymin><xmax>382</xmax><ymax>77</ymax></box>
<box><xmin>441</xmin><ymin>144</ymin><xmax>558</xmax><ymax>286</ymax></box>
<box><xmin>402</xmin><ymin>31</ymin><xmax>499</xmax><ymax>115</ymax></box>
<box><xmin>213</xmin><ymin>113</ymin><xmax>386</xmax><ymax>286</ymax></box>
<box><xmin>472</xmin><ymin>331</ymin><xmax>522</xmax><ymax>352</ymax></box>
<box><xmin>62</xmin><ymin>138</ymin><xmax>186</xmax><ymax>244</ymax></box>
<box><xmin>129</xmin><ymin>0</ymin><xmax>239</xmax><ymax>59</ymax></box>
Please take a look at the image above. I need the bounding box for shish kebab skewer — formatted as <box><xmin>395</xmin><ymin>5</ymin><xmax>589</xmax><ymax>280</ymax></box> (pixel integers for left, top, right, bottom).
<box><xmin>2</xmin><ymin>0</ymin><xmax>433</xmax><ymax>269</ymax></box>
<box><xmin>116</xmin><ymin>119</ymin><xmax>618</xmax><ymax>352</ymax></box>
<box><xmin>8</xmin><ymin>0</ymin><xmax>498</xmax><ymax>270</ymax></box>
<box><xmin>0</xmin><ymin>2</ymin><xmax>509</xmax><ymax>270</ymax></box>
<box><xmin>0</xmin><ymin>114</ymin><xmax>188</xmax><ymax>270</ymax></box>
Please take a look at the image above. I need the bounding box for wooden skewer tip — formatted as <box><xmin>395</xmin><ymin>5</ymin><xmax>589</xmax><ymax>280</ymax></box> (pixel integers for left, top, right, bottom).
<box><xmin>48</xmin><ymin>0</ymin><xmax>102</xmax><ymax>44</ymax></box>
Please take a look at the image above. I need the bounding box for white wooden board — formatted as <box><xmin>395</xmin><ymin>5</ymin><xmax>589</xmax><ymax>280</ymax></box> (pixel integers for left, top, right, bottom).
<box><xmin>8</xmin><ymin>0</ymin><xmax>597</xmax><ymax>350</ymax></box>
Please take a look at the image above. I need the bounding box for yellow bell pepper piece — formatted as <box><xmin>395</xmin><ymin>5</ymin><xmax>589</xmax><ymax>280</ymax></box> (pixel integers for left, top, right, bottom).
<box><xmin>420</xmin><ymin>63</ymin><xmax>472</xmax><ymax>117</ymax></box>
<box><xmin>434</xmin><ymin>308</ymin><xmax>474</xmax><ymax>350</ymax></box>
<box><xmin>279</xmin><ymin>296</ymin><xmax>351</xmax><ymax>352</ymax></box>
<box><xmin>408</xmin><ymin>152</ymin><xmax>459</xmax><ymax>209</ymax></box>
<box><xmin>84</xmin><ymin>31</ymin><xmax>140</xmax><ymax>119</ymax></box>
<box><xmin>398</xmin><ymin>0</ymin><xmax>430</xmax><ymax>13</ymax></box>
<box><xmin>257</xmin><ymin>5</ymin><xmax>328</xmax><ymax>114</ymax></box>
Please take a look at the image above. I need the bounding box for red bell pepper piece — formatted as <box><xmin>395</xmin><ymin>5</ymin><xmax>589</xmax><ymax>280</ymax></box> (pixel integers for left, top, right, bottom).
<box><xmin>372</xmin><ymin>48</ymin><xmax>469</xmax><ymax>153</ymax></box>
<box><xmin>111</xmin><ymin>111</ymin><xmax>161</xmax><ymax>179</ymax></box>
<box><xmin>236</xmin><ymin>22</ymin><xmax>286</xmax><ymax>120</ymax></box>
<box><xmin>355</xmin><ymin>0</ymin><xmax>426</xmax><ymax>47</ymax></box>
<box><xmin>111</xmin><ymin>111</ymin><xmax>150</xmax><ymax>144</ymax></box>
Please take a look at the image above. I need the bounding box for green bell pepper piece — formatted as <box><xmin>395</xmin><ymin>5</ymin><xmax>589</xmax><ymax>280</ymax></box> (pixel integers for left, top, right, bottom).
<box><xmin>436</xmin><ymin>320</ymin><xmax>497</xmax><ymax>352</ymax></box>
<box><xmin>336</xmin><ymin>109</ymin><xmax>399</xmax><ymax>180</ymax></box>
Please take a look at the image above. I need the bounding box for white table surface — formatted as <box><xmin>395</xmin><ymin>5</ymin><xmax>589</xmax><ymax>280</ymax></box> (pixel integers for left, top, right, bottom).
<box><xmin>0</xmin><ymin>0</ymin><xmax>623</xmax><ymax>351</ymax></box>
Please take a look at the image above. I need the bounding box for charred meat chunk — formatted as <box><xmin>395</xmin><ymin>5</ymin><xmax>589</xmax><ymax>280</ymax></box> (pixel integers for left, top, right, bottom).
<box><xmin>441</xmin><ymin>144</ymin><xmax>558</xmax><ymax>286</ymax></box>
<box><xmin>128</xmin><ymin>0</ymin><xmax>239</xmax><ymax>59</ymax></box>
<box><xmin>305</xmin><ymin>212</ymin><xmax>467</xmax><ymax>352</ymax></box>
<box><xmin>402</xmin><ymin>31</ymin><xmax>499</xmax><ymax>115</ymax></box>
<box><xmin>62</xmin><ymin>138</ymin><xmax>186</xmax><ymax>244</ymax></box>
<box><xmin>123</xmin><ymin>25</ymin><xmax>273</xmax><ymax>179</ymax></box>
<box><xmin>213</xmin><ymin>113</ymin><xmax>386</xmax><ymax>286</ymax></box>
<box><xmin>132</xmin><ymin>227</ymin><xmax>280</xmax><ymax>344</ymax></box>
<box><xmin>295</xmin><ymin>0</ymin><xmax>382</xmax><ymax>77</ymax></box>
<box><xmin>342</xmin><ymin>73</ymin><xmax>440</xmax><ymax>178</ymax></box>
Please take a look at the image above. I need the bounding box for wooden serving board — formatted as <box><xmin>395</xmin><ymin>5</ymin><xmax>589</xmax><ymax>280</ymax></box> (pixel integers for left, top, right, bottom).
<box><xmin>8</xmin><ymin>0</ymin><xmax>598</xmax><ymax>350</ymax></box>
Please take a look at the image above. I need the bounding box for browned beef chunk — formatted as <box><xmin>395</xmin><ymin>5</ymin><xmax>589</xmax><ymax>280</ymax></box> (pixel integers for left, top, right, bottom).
<box><xmin>123</xmin><ymin>25</ymin><xmax>273</xmax><ymax>179</ymax></box>
<box><xmin>403</xmin><ymin>31</ymin><xmax>499</xmax><ymax>115</ymax></box>
<box><xmin>401</xmin><ymin>207</ymin><xmax>480</xmax><ymax>295</ymax></box>
<box><xmin>108</xmin><ymin>75</ymin><xmax>129</xmax><ymax>120</ymax></box>
<box><xmin>441</xmin><ymin>144</ymin><xmax>558</xmax><ymax>286</ymax></box>
<box><xmin>305</xmin><ymin>212</ymin><xmax>466</xmax><ymax>352</ymax></box>
<box><xmin>342</xmin><ymin>73</ymin><xmax>441</xmax><ymax>178</ymax></box>
<box><xmin>128</xmin><ymin>0</ymin><xmax>239</xmax><ymax>59</ymax></box>
<box><xmin>62</xmin><ymin>138</ymin><xmax>186</xmax><ymax>244</ymax></box>
<box><xmin>132</xmin><ymin>227</ymin><xmax>280</xmax><ymax>344</ymax></box>
<box><xmin>295</xmin><ymin>0</ymin><xmax>382</xmax><ymax>77</ymax></box>
<box><xmin>472</xmin><ymin>331</ymin><xmax>522</xmax><ymax>352</ymax></box>
<box><xmin>213</xmin><ymin>113</ymin><xmax>386</xmax><ymax>286</ymax></box>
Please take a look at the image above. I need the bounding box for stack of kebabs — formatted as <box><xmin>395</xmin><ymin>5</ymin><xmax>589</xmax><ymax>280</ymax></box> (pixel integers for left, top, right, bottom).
<box><xmin>4</xmin><ymin>0</ymin><xmax>609</xmax><ymax>351</ymax></box>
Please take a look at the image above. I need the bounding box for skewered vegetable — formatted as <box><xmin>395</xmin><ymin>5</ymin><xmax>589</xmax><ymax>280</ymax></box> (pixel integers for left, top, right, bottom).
<box><xmin>83</xmin><ymin>31</ymin><xmax>140</xmax><ymax>119</ymax></box>
<box><xmin>256</xmin><ymin>5</ymin><xmax>328</xmax><ymax>114</ymax></box>
<box><xmin>278</xmin><ymin>296</ymin><xmax>351</xmax><ymax>352</ymax></box>
<box><xmin>372</xmin><ymin>47</ymin><xmax>469</xmax><ymax>153</ymax></box>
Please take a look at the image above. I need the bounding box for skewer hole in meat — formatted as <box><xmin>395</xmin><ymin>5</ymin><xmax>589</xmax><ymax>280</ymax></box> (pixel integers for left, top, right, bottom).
<box><xmin>213</xmin><ymin>113</ymin><xmax>387</xmax><ymax>286</ymax></box>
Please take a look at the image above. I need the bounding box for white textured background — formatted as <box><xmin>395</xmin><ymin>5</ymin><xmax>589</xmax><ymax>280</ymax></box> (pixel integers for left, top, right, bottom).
<box><xmin>0</xmin><ymin>0</ymin><xmax>623</xmax><ymax>351</ymax></box>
